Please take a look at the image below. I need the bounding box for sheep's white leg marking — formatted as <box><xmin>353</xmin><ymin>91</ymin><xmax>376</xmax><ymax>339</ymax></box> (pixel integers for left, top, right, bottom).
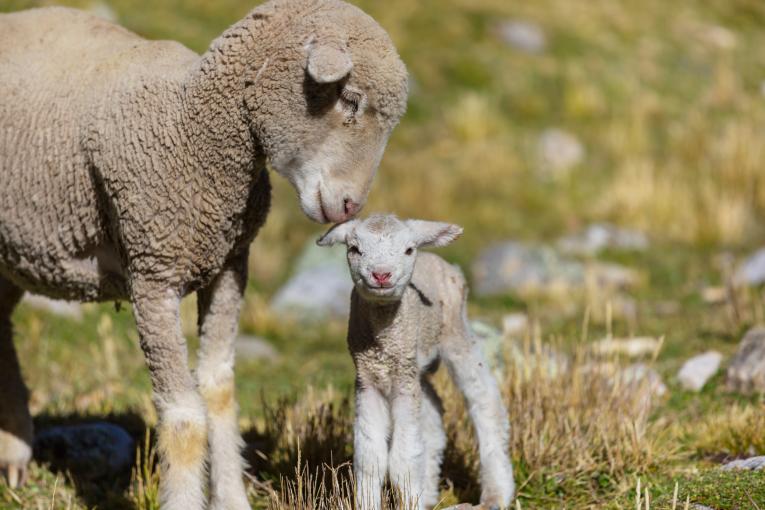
<box><xmin>420</xmin><ymin>379</ymin><xmax>446</xmax><ymax>508</ymax></box>
<box><xmin>0</xmin><ymin>279</ymin><xmax>31</xmax><ymax>488</ymax></box>
<box><xmin>131</xmin><ymin>282</ymin><xmax>207</xmax><ymax>510</ymax></box>
<box><xmin>354</xmin><ymin>385</ymin><xmax>390</xmax><ymax>510</ymax></box>
<box><xmin>443</xmin><ymin>327</ymin><xmax>515</xmax><ymax>508</ymax></box>
<box><xmin>197</xmin><ymin>257</ymin><xmax>250</xmax><ymax>510</ymax></box>
<box><xmin>388</xmin><ymin>390</ymin><xmax>426</xmax><ymax>510</ymax></box>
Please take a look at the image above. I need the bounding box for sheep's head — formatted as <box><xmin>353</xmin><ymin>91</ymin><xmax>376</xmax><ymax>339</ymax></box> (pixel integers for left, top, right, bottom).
<box><xmin>317</xmin><ymin>214</ymin><xmax>462</xmax><ymax>302</ymax></box>
<box><xmin>245</xmin><ymin>0</ymin><xmax>408</xmax><ymax>224</ymax></box>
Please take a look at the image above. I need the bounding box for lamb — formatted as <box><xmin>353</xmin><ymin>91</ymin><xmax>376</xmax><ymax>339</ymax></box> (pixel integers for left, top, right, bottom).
<box><xmin>0</xmin><ymin>1</ymin><xmax>407</xmax><ymax>509</ymax></box>
<box><xmin>317</xmin><ymin>214</ymin><xmax>515</xmax><ymax>510</ymax></box>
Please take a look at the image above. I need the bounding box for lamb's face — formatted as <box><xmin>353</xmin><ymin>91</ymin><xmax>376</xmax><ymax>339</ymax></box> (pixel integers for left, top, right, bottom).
<box><xmin>247</xmin><ymin>1</ymin><xmax>408</xmax><ymax>224</ymax></box>
<box><xmin>318</xmin><ymin>215</ymin><xmax>463</xmax><ymax>303</ymax></box>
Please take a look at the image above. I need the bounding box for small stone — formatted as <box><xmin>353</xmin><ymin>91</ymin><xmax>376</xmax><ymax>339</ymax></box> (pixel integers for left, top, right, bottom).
<box><xmin>734</xmin><ymin>248</ymin><xmax>765</xmax><ymax>286</ymax></box>
<box><xmin>557</xmin><ymin>223</ymin><xmax>648</xmax><ymax>256</ymax></box>
<box><xmin>677</xmin><ymin>351</ymin><xmax>722</xmax><ymax>391</ymax></box>
<box><xmin>235</xmin><ymin>335</ymin><xmax>279</xmax><ymax>361</ymax></box>
<box><xmin>23</xmin><ymin>294</ymin><xmax>83</xmax><ymax>321</ymax></box>
<box><xmin>497</xmin><ymin>19</ymin><xmax>546</xmax><ymax>54</ymax></box>
<box><xmin>472</xmin><ymin>320</ymin><xmax>505</xmax><ymax>374</ymax></box>
<box><xmin>591</xmin><ymin>337</ymin><xmax>661</xmax><ymax>358</ymax></box>
<box><xmin>726</xmin><ymin>327</ymin><xmax>765</xmax><ymax>394</ymax></box>
<box><xmin>537</xmin><ymin>128</ymin><xmax>585</xmax><ymax>178</ymax></box>
<box><xmin>721</xmin><ymin>456</ymin><xmax>765</xmax><ymax>471</ymax></box>
<box><xmin>34</xmin><ymin>422</ymin><xmax>134</xmax><ymax>481</ymax></box>
<box><xmin>702</xmin><ymin>25</ymin><xmax>737</xmax><ymax>50</ymax></box>
<box><xmin>442</xmin><ymin>504</ymin><xmax>474</xmax><ymax>510</ymax></box>
<box><xmin>502</xmin><ymin>313</ymin><xmax>529</xmax><ymax>337</ymax></box>
<box><xmin>701</xmin><ymin>286</ymin><xmax>728</xmax><ymax>304</ymax></box>
<box><xmin>271</xmin><ymin>240</ymin><xmax>352</xmax><ymax>320</ymax></box>
<box><xmin>589</xmin><ymin>262</ymin><xmax>639</xmax><ymax>290</ymax></box>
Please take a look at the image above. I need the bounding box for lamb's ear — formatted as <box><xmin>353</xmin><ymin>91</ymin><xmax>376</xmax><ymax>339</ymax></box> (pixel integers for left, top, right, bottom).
<box><xmin>317</xmin><ymin>220</ymin><xmax>359</xmax><ymax>247</ymax></box>
<box><xmin>406</xmin><ymin>220</ymin><xmax>463</xmax><ymax>248</ymax></box>
<box><xmin>306</xmin><ymin>40</ymin><xmax>353</xmax><ymax>84</ymax></box>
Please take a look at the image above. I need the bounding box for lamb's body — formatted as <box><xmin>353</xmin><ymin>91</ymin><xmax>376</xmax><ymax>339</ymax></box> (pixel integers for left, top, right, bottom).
<box><xmin>0</xmin><ymin>8</ymin><xmax>268</xmax><ymax>300</ymax></box>
<box><xmin>0</xmin><ymin>3</ymin><xmax>407</xmax><ymax>509</ymax></box>
<box><xmin>318</xmin><ymin>215</ymin><xmax>514</xmax><ymax>509</ymax></box>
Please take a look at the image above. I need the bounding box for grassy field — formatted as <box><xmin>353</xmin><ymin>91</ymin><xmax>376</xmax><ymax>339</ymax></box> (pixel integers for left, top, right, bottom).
<box><xmin>2</xmin><ymin>0</ymin><xmax>765</xmax><ymax>508</ymax></box>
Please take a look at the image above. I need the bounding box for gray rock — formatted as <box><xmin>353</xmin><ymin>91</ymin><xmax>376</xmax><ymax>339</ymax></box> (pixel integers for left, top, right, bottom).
<box><xmin>271</xmin><ymin>240</ymin><xmax>352</xmax><ymax>319</ymax></box>
<box><xmin>34</xmin><ymin>422</ymin><xmax>134</xmax><ymax>480</ymax></box>
<box><xmin>536</xmin><ymin>128</ymin><xmax>584</xmax><ymax>178</ymax></box>
<box><xmin>735</xmin><ymin>248</ymin><xmax>765</xmax><ymax>286</ymax></box>
<box><xmin>722</xmin><ymin>456</ymin><xmax>765</xmax><ymax>471</ymax></box>
<box><xmin>87</xmin><ymin>1</ymin><xmax>118</xmax><ymax>22</ymax></box>
<box><xmin>677</xmin><ymin>351</ymin><xmax>722</xmax><ymax>391</ymax></box>
<box><xmin>589</xmin><ymin>262</ymin><xmax>639</xmax><ymax>290</ymax></box>
<box><xmin>22</xmin><ymin>294</ymin><xmax>83</xmax><ymax>321</ymax></box>
<box><xmin>472</xmin><ymin>241</ymin><xmax>584</xmax><ymax>297</ymax></box>
<box><xmin>497</xmin><ymin>19</ymin><xmax>546</xmax><ymax>54</ymax></box>
<box><xmin>557</xmin><ymin>223</ymin><xmax>648</xmax><ymax>256</ymax></box>
<box><xmin>235</xmin><ymin>335</ymin><xmax>279</xmax><ymax>361</ymax></box>
<box><xmin>726</xmin><ymin>327</ymin><xmax>765</xmax><ymax>394</ymax></box>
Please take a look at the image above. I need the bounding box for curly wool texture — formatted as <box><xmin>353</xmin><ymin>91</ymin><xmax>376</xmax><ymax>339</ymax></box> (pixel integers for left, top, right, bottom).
<box><xmin>0</xmin><ymin>0</ymin><xmax>407</xmax><ymax>301</ymax></box>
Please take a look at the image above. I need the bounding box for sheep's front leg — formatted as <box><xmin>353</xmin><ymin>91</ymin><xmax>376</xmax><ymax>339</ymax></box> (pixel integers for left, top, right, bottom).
<box><xmin>0</xmin><ymin>279</ymin><xmax>31</xmax><ymax>488</ymax></box>
<box><xmin>443</xmin><ymin>335</ymin><xmax>514</xmax><ymax>509</ymax></box>
<box><xmin>353</xmin><ymin>384</ymin><xmax>390</xmax><ymax>510</ymax></box>
<box><xmin>388</xmin><ymin>387</ymin><xmax>425</xmax><ymax>510</ymax></box>
<box><xmin>131</xmin><ymin>281</ymin><xmax>207</xmax><ymax>510</ymax></box>
<box><xmin>197</xmin><ymin>256</ymin><xmax>250</xmax><ymax>510</ymax></box>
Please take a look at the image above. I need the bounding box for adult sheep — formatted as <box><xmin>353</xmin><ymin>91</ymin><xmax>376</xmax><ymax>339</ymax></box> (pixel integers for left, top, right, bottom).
<box><xmin>0</xmin><ymin>1</ymin><xmax>408</xmax><ymax>509</ymax></box>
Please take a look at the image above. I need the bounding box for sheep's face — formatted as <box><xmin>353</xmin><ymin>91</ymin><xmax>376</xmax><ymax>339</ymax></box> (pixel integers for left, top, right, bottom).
<box><xmin>317</xmin><ymin>214</ymin><xmax>462</xmax><ymax>303</ymax></box>
<box><xmin>246</xmin><ymin>1</ymin><xmax>408</xmax><ymax>224</ymax></box>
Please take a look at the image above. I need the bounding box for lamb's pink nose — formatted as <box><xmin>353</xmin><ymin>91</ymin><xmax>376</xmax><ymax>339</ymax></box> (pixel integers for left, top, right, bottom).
<box><xmin>372</xmin><ymin>272</ymin><xmax>392</xmax><ymax>286</ymax></box>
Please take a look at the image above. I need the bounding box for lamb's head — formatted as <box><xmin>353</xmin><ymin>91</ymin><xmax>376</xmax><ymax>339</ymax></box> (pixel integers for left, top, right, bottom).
<box><xmin>317</xmin><ymin>214</ymin><xmax>462</xmax><ymax>302</ymax></box>
<box><xmin>244</xmin><ymin>0</ymin><xmax>408</xmax><ymax>224</ymax></box>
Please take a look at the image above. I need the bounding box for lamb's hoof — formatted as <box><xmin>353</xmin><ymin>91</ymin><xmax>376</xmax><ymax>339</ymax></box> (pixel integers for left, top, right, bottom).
<box><xmin>0</xmin><ymin>430</ymin><xmax>32</xmax><ymax>488</ymax></box>
<box><xmin>0</xmin><ymin>463</ymin><xmax>28</xmax><ymax>488</ymax></box>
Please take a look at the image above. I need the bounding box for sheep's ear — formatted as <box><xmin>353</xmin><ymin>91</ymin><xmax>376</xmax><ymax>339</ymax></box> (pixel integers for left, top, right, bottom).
<box><xmin>306</xmin><ymin>41</ymin><xmax>353</xmax><ymax>84</ymax></box>
<box><xmin>317</xmin><ymin>220</ymin><xmax>359</xmax><ymax>247</ymax></box>
<box><xmin>406</xmin><ymin>220</ymin><xmax>463</xmax><ymax>248</ymax></box>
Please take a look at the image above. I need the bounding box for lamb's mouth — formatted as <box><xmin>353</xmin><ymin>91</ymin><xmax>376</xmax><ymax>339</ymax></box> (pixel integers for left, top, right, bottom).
<box><xmin>362</xmin><ymin>284</ymin><xmax>397</xmax><ymax>297</ymax></box>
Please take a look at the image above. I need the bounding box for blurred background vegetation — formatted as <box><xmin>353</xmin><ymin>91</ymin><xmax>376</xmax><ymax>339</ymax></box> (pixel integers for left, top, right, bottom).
<box><xmin>2</xmin><ymin>0</ymin><xmax>765</xmax><ymax>508</ymax></box>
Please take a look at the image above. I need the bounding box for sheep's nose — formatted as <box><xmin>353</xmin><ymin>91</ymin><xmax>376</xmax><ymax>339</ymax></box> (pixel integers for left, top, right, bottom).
<box><xmin>343</xmin><ymin>198</ymin><xmax>361</xmax><ymax>218</ymax></box>
<box><xmin>372</xmin><ymin>272</ymin><xmax>392</xmax><ymax>286</ymax></box>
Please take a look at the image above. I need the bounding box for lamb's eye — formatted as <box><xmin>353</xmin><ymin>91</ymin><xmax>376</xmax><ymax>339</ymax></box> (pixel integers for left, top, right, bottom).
<box><xmin>349</xmin><ymin>245</ymin><xmax>362</xmax><ymax>256</ymax></box>
<box><xmin>405</xmin><ymin>247</ymin><xmax>414</xmax><ymax>255</ymax></box>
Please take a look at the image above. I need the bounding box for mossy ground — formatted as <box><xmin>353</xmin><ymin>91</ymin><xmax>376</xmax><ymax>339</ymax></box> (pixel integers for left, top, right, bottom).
<box><xmin>2</xmin><ymin>0</ymin><xmax>765</xmax><ymax>508</ymax></box>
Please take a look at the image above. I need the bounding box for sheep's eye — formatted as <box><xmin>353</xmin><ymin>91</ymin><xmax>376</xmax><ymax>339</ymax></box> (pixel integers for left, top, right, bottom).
<box><xmin>339</xmin><ymin>87</ymin><xmax>364</xmax><ymax>118</ymax></box>
<box><xmin>405</xmin><ymin>247</ymin><xmax>414</xmax><ymax>255</ymax></box>
<box><xmin>349</xmin><ymin>245</ymin><xmax>362</xmax><ymax>256</ymax></box>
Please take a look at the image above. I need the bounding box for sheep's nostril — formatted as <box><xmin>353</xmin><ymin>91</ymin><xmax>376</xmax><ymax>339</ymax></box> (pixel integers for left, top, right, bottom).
<box><xmin>372</xmin><ymin>272</ymin><xmax>392</xmax><ymax>285</ymax></box>
<box><xmin>343</xmin><ymin>198</ymin><xmax>361</xmax><ymax>218</ymax></box>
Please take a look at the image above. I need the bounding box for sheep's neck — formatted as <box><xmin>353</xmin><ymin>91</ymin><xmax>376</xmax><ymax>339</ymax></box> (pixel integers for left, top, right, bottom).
<box><xmin>180</xmin><ymin>22</ymin><xmax>268</xmax><ymax>182</ymax></box>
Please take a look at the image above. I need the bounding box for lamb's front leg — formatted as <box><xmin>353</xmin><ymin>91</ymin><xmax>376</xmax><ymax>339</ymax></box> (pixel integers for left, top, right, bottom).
<box><xmin>197</xmin><ymin>256</ymin><xmax>251</xmax><ymax>510</ymax></box>
<box><xmin>131</xmin><ymin>281</ymin><xmax>208</xmax><ymax>510</ymax></box>
<box><xmin>443</xmin><ymin>336</ymin><xmax>514</xmax><ymax>509</ymax></box>
<box><xmin>354</xmin><ymin>384</ymin><xmax>390</xmax><ymax>510</ymax></box>
<box><xmin>388</xmin><ymin>386</ymin><xmax>426</xmax><ymax>510</ymax></box>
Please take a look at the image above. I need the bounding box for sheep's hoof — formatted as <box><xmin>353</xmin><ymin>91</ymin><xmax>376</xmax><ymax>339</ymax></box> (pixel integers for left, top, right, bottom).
<box><xmin>0</xmin><ymin>430</ymin><xmax>32</xmax><ymax>488</ymax></box>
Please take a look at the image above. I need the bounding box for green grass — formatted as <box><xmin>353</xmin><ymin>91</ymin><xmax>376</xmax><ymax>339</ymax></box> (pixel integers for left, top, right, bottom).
<box><xmin>2</xmin><ymin>0</ymin><xmax>765</xmax><ymax>508</ymax></box>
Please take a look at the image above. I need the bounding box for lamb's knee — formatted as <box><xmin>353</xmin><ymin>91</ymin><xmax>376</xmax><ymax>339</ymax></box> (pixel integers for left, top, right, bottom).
<box><xmin>156</xmin><ymin>392</ymin><xmax>208</xmax><ymax>471</ymax></box>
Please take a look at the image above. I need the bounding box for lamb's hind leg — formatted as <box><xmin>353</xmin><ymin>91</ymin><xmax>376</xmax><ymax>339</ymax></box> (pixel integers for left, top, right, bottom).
<box><xmin>0</xmin><ymin>277</ymin><xmax>30</xmax><ymax>488</ymax></box>
<box><xmin>131</xmin><ymin>280</ymin><xmax>208</xmax><ymax>510</ymax></box>
<box><xmin>442</xmin><ymin>323</ymin><xmax>514</xmax><ymax>508</ymax></box>
<box><xmin>197</xmin><ymin>256</ymin><xmax>250</xmax><ymax>510</ymax></box>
